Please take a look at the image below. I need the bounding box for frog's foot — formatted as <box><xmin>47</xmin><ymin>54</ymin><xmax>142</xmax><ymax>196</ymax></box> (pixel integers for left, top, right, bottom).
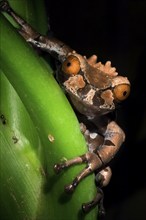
<box><xmin>82</xmin><ymin>167</ymin><xmax>112</xmax><ymax>215</ymax></box>
<box><xmin>54</xmin><ymin>152</ymin><xmax>103</xmax><ymax>193</ymax></box>
<box><xmin>54</xmin><ymin>156</ymin><xmax>83</xmax><ymax>174</ymax></box>
<box><xmin>82</xmin><ymin>187</ymin><xmax>105</xmax><ymax>215</ymax></box>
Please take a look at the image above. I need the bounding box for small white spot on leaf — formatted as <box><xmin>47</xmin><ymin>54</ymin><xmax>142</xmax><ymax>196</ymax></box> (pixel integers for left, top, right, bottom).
<box><xmin>48</xmin><ymin>134</ymin><xmax>55</xmax><ymax>142</ymax></box>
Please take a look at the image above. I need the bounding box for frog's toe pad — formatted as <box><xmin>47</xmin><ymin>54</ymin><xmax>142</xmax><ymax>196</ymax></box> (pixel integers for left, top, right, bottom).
<box><xmin>54</xmin><ymin>163</ymin><xmax>64</xmax><ymax>174</ymax></box>
<box><xmin>64</xmin><ymin>184</ymin><xmax>75</xmax><ymax>194</ymax></box>
<box><xmin>82</xmin><ymin>203</ymin><xmax>91</xmax><ymax>213</ymax></box>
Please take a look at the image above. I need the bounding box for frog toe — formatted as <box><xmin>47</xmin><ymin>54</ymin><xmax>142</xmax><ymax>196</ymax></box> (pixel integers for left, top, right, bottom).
<box><xmin>54</xmin><ymin>163</ymin><xmax>65</xmax><ymax>174</ymax></box>
<box><xmin>64</xmin><ymin>184</ymin><xmax>75</xmax><ymax>194</ymax></box>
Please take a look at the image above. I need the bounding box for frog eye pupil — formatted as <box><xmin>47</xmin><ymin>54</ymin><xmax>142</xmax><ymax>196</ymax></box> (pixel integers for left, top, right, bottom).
<box><xmin>123</xmin><ymin>91</ymin><xmax>127</xmax><ymax>96</ymax></box>
<box><xmin>67</xmin><ymin>62</ymin><xmax>71</xmax><ymax>67</ymax></box>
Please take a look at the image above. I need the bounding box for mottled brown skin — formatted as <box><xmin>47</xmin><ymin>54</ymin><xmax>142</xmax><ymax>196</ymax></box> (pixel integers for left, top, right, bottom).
<box><xmin>0</xmin><ymin>0</ymin><xmax>130</xmax><ymax>215</ymax></box>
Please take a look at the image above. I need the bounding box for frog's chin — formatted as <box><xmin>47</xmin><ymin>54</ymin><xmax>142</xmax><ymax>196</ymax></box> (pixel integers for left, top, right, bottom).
<box><xmin>68</xmin><ymin>93</ymin><xmax>115</xmax><ymax>118</ymax></box>
<box><xmin>99</xmin><ymin>103</ymin><xmax>115</xmax><ymax>113</ymax></box>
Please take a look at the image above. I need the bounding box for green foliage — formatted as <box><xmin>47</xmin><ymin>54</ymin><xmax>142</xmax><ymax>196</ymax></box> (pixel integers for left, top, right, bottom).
<box><xmin>0</xmin><ymin>1</ymin><xmax>97</xmax><ymax>219</ymax></box>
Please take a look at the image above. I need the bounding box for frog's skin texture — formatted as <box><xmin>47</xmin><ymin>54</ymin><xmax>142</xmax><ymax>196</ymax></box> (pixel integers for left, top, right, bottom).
<box><xmin>0</xmin><ymin>1</ymin><xmax>130</xmax><ymax>215</ymax></box>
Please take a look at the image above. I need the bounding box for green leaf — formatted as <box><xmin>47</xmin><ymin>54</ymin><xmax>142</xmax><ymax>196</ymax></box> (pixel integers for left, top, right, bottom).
<box><xmin>0</xmin><ymin>71</ymin><xmax>44</xmax><ymax>220</ymax></box>
<box><xmin>0</xmin><ymin>1</ymin><xmax>98</xmax><ymax>219</ymax></box>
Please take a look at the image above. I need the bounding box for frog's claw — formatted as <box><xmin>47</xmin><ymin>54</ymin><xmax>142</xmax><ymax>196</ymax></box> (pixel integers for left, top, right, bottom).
<box><xmin>65</xmin><ymin>182</ymin><xmax>76</xmax><ymax>194</ymax></box>
<box><xmin>54</xmin><ymin>163</ymin><xmax>65</xmax><ymax>174</ymax></box>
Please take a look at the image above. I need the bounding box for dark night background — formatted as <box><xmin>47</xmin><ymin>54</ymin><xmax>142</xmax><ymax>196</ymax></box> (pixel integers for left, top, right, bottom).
<box><xmin>45</xmin><ymin>0</ymin><xmax>146</xmax><ymax>219</ymax></box>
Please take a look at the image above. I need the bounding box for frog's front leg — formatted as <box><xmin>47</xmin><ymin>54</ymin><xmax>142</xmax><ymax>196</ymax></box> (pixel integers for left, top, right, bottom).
<box><xmin>54</xmin><ymin>121</ymin><xmax>125</xmax><ymax>194</ymax></box>
<box><xmin>54</xmin><ymin>152</ymin><xmax>103</xmax><ymax>193</ymax></box>
<box><xmin>82</xmin><ymin>166</ymin><xmax>112</xmax><ymax>214</ymax></box>
<box><xmin>0</xmin><ymin>0</ymin><xmax>72</xmax><ymax>61</ymax></box>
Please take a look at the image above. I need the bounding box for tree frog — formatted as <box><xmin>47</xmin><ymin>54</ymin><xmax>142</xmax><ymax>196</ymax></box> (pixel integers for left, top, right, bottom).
<box><xmin>0</xmin><ymin>0</ymin><xmax>130</xmax><ymax>215</ymax></box>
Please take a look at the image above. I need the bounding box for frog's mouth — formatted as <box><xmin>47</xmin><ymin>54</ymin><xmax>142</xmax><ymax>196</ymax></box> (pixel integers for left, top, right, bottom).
<box><xmin>63</xmin><ymin>70</ymin><xmax>130</xmax><ymax>117</ymax></box>
<box><xmin>66</xmin><ymin>87</ymin><xmax>116</xmax><ymax>118</ymax></box>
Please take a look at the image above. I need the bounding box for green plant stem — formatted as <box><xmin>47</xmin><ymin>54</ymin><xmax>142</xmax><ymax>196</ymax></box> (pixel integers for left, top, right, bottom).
<box><xmin>0</xmin><ymin>2</ymin><xmax>97</xmax><ymax>219</ymax></box>
<box><xmin>0</xmin><ymin>71</ymin><xmax>43</xmax><ymax>220</ymax></box>
<box><xmin>0</xmin><ymin>2</ymin><xmax>48</xmax><ymax>218</ymax></box>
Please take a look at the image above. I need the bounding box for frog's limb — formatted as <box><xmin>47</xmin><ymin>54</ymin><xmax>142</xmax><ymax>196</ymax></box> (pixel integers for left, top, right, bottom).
<box><xmin>0</xmin><ymin>0</ymin><xmax>72</xmax><ymax>61</ymax></box>
<box><xmin>80</xmin><ymin>123</ymin><xmax>112</xmax><ymax>213</ymax></box>
<box><xmin>95</xmin><ymin>166</ymin><xmax>112</xmax><ymax>188</ymax></box>
<box><xmin>82</xmin><ymin>187</ymin><xmax>104</xmax><ymax>214</ymax></box>
<box><xmin>82</xmin><ymin>166</ymin><xmax>112</xmax><ymax>213</ymax></box>
<box><xmin>54</xmin><ymin>152</ymin><xmax>102</xmax><ymax>192</ymax></box>
<box><xmin>54</xmin><ymin>121</ymin><xmax>125</xmax><ymax>193</ymax></box>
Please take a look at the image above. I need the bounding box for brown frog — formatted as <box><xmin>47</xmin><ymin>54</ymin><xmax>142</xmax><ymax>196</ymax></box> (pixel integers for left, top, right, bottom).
<box><xmin>0</xmin><ymin>0</ymin><xmax>130</xmax><ymax>215</ymax></box>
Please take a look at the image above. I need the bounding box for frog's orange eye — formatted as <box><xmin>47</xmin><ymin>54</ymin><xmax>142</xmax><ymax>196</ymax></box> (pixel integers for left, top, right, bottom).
<box><xmin>113</xmin><ymin>84</ymin><xmax>130</xmax><ymax>101</ymax></box>
<box><xmin>62</xmin><ymin>55</ymin><xmax>80</xmax><ymax>75</ymax></box>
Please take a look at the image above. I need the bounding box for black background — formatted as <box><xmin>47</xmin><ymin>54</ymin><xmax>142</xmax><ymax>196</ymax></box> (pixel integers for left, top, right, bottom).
<box><xmin>45</xmin><ymin>0</ymin><xmax>146</xmax><ymax>219</ymax></box>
